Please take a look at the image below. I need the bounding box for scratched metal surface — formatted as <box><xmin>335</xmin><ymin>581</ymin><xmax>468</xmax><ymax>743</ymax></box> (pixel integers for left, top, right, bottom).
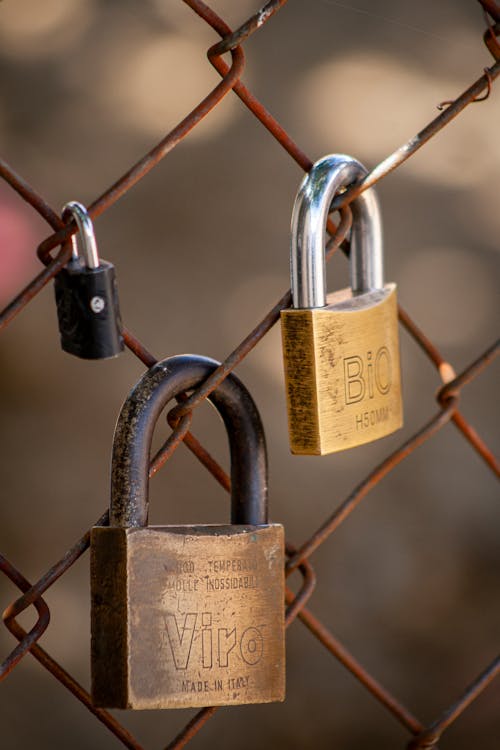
<box><xmin>0</xmin><ymin>1</ymin><xmax>499</xmax><ymax>748</ymax></box>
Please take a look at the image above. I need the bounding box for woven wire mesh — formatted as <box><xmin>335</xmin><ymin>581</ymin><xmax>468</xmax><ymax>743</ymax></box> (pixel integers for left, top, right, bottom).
<box><xmin>0</xmin><ymin>1</ymin><xmax>499</xmax><ymax>748</ymax></box>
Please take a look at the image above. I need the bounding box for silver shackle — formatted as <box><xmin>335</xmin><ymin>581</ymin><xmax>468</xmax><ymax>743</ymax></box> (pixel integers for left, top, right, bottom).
<box><xmin>62</xmin><ymin>201</ymin><xmax>99</xmax><ymax>270</ymax></box>
<box><xmin>291</xmin><ymin>154</ymin><xmax>383</xmax><ymax>308</ymax></box>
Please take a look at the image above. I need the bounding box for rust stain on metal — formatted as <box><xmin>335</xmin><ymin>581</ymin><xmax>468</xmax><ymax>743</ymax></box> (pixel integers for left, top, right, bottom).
<box><xmin>0</xmin><ymin>0</ymin><xmax>499</xmax><ymax>748</ymax></box>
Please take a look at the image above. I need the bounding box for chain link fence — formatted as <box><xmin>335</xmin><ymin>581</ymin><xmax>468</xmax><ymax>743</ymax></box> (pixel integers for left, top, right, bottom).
<box><xmin>0</xmin><ymin>1</ymin><xmax>499</xmax><ymax>748</ymax></box>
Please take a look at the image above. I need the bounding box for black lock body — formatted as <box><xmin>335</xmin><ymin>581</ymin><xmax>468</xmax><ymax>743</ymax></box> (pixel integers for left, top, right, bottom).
<box><xmin>54</xmin><ymin>257</ymin><xmax>124</xmax><ymax>359</ymax></box>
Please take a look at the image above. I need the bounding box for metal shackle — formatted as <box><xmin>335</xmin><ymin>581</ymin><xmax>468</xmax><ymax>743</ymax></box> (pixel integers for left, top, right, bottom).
<box><xmin>110</xmin><ymin>354</ymin><xmax>268</xmax><ymax>528</ymax></box>
<box><xmin>290</xmin><ymin>154</ymin><xmax>383</xmax><ymax>308</ymax></box>
<box><xmin>62</xmin><ymin>201</ymin><xmax>100</xmax><ymax>270</ymax></box>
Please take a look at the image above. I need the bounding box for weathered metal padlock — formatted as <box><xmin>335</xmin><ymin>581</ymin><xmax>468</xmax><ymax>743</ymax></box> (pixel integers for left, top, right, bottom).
<box><xmin>281</xmin><ymin>154</ymin><xmax>403</xmax><ymax>455</ymax></box>
<box><xmin>91</xmin><ymin>354</ymin><xmax>285</xmax><ymax>709</ymax></box>
<box><xmin>54</xmin><ymin>201</ymin><xmax>124</xmax><ymax>359</ymax></box>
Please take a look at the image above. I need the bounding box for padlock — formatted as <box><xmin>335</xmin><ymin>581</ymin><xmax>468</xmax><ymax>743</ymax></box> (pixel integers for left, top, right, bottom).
<box><xmin>54</xmin><ymin>201</ymin><xmax>124</xmax><ymax>359</ymax></box>
<box><xmin>91</xmin><ymin>354</ymin><xmax>285</xmax><ymax>709</ymax></box>
<box><xmin>281</xmin><ymin>154</ymin><xmax>403</xmax><ymax>455</ymax></box>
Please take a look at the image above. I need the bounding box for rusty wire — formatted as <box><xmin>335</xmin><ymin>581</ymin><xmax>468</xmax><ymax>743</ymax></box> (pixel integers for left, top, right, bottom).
<box><xmin>0</xmin><ymin>1</ymin><xmax>499</xmax><ymax>749</ymax></box>
<box><xmin>478</xmin><ymin>0</ymin><xmax>500</xmax><ymax>23</ymax></box>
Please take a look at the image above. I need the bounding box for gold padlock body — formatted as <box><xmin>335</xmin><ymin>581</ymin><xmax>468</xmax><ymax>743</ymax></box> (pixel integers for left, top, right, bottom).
<box><xmin>91</xmin><ymin>523</ymin><xmax>285</xmax><ymax>709</ymax></box>
<box><xmin>281</xmin><ymin>283</ymin><xmax>403</xmax><ymax>455</ymax></box>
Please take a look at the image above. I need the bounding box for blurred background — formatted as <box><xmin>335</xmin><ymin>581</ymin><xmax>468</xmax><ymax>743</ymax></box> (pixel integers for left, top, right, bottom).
<box><xmin>0</xmin><ymin>1</ymin><xmax>498</xmax><ymax>748</ymax></box>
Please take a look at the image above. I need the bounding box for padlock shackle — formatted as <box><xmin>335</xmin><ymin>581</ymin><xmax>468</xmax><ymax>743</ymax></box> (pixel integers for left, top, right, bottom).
<box><xmin>62</xmin><ymin>201</ymin><xmax>99</xmax><ymax>270</ymax></box>
<box><xmin>290</xmin><ymin>154</ymin><xmax>383</xmax><ymax>308</ymax></box>
<box><xmin>109</xmin><ymin>355</ymin><xmax>268</xmax><ymax>528</ymax></box>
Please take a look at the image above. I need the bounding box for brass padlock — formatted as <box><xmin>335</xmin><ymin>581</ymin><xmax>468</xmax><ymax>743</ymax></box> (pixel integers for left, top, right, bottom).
<box><xmin>281</xmin><ymin>154</ymin><xmax>403</xmax><ymax>455</ymax></box>
<box><xmin>91</xmin><ymin>354</ymin><xmax>285</xmax><ymax>709</ymax></box>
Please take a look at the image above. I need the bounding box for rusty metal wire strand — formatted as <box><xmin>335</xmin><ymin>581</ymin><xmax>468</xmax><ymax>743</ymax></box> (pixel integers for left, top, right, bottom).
<box><xmin>169</xmin><ymin>207</ymin><xmax>352</xmax><ymax>422</ymax></box>
<box><xmin>206</xmin><ymin>0</ymin><xmax>287</xmax><ymax>56</ymax></box>
<box><xmin>0</xmin><ymin>1</ymin><xmax>499</xmax><ymax>748</ymax></box>
<box><xmin>285</xmin><ymin>397</ymin><xmax>458</xmax><ymax>574</ymax></box>
<box><xmin>0</xmin><ymin>159</ymin><xmax>62</xmax><ymax>230</ymax></box>
<box><xmin>330</xmin><ymin>61</ymin><xmax>500</xmax><ymax>210</ymax></box>
<box><xmin>407</xmin><ymin>656</ymin><xmax>500</xmax><ymax>750</ymax></box>
<box><xmin>36</xmin><ymin>46</ymin><xmax>246</xmax><ymax>263</ymax></box>
<box><xmin>164</xmin><ymin>708</ymin><xmax>218</xmax><ymax>750</ymax></box>
<box><xmin>295</xmin><ymin>603</ymin><xmax>424</xmax><ymax>735</ymax></box>
<box><xmin>284</xmin><ymin>543</ymin><xmax>317</xmax><ymax>626</ymax></box>
<box><xmin>0</xmin><ymin>555</ymin><xmax>51</xmax><ymax>679</ymax></box>
<box><xmin>0</xmin><ymin>244</ymin><xmax>72</xmax><ymax>332</ymax></box>
<box><xmin>2</xmin><ymin>569</ymin><xmax>145</xmax><ymax>750</ymax></box>
<box><xmin>398</xmin><ymin>309</ymin><xmax>500</xmax><ymax>475</ymax></box>
<box><xmin>478</xmin><ymin>0</ymin><xmax>500</xmax><ymax>23</ymax></box>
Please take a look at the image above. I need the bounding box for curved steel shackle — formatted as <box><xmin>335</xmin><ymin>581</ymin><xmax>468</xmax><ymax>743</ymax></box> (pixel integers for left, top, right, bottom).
<box><xmin>291</xmin><ymin>154</ymin><xmax>383</xmax><ymax>308</ymax></box>
<box><xmin>110</xmin><ymin>354</ymin><xmax>268</xmax><ymax>528</ymax></box>
<box><xmin>62</xmin><ymin>201</ymin><xmax>99</xmax><ymax>270</ymax></box>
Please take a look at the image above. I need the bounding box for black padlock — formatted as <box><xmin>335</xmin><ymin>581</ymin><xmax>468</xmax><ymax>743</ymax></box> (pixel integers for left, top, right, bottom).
<box><xmin>54</xmin><ymin>201</ymin><xmax>124</xmax><ymax>359</ymax></box>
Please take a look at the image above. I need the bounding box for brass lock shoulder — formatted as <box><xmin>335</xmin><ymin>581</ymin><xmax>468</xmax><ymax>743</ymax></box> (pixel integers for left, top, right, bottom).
<box><xmin>281</xmin><ymin>167</ymin><xmax>403</xmax><ymax>460</ymax></box>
